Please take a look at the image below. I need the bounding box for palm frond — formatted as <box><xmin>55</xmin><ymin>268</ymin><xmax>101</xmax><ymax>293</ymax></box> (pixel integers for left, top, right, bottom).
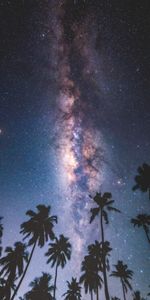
<box><xmin>90</xmin><ymin>207</ymin><xmax>100</xmax><ymax>223</ymax></box>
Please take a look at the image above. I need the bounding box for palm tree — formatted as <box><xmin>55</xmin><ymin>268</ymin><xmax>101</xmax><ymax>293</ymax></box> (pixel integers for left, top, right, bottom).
<box><xmin>0</xmin><ymin>217</ymin><xmax>3</xmax><ymax>257</ymax></box>
<box><xmin>80</xmin><ymin>254</ymin><xmax>103</xmax><ymax>300</ymax></box>
<box><xmin>24</xmin><ymin>273</ymin><xmax>53</xmax><ymax>300</ymax></box>
<box><xmin>133</xmin><ymin>290</ymin><xmax>146</xmax><ymax>300</ymax></box>
<box><xmin>131</xmin><ymin>214</ymin><xmax>150</xmax><ymax>243</ymax></box>
<box><xmin>110</xmin><ymin>260</ymin><xmax>133</xmax><ymax>300</ymax></box>
<box><xmin>88</xmin><ymin>240</ymin><xmax>112</xmax><ymax>300</ymax></box>
<box><xmin>63</xmin><ymin>277</ymin><xmax>82</xmax><ymax>300</ymax></box>
<box><xmin>0</xmin><ymin>242</ymin><xmax>27</xmax><ymax>300</ymax></box>
<box><xmin>0</xmin><ymin>242</ymin><xmax>28</xmax><ymax>287</ymax></box>
<box><xmin>90</xmin><ymin>192</ymin><xmax>120</xmax><ymax>300</ymax></box>
<box><xmin>88</xmin><ymin>240</ymin><xmax>102</xmax><ymax>272</ymax></box>
<box><xmin>11</xmin><ymin>205</ymin><xmax>57</xmax><ymax>300</ymax></box>
<box><xmin>45</xmin><ymin>234</ymin><xmax>71</xmax><ymax>300</ymax></box>
<box><xmin>133</xmin><ymin>163</ymin><xmax>150</xmax><ymax>199</ymax></box>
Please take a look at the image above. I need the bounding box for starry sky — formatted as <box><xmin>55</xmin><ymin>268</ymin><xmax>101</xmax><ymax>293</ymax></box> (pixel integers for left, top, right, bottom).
<box><xmin>0</xmin><ymin>0</ymin><xmax>150</xmax><ymax>299</ymax></box>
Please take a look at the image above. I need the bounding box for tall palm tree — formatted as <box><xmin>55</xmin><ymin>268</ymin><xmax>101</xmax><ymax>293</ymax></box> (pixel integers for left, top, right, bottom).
<box><xmin>63</xmin><ymin>277</ymin><xmax>82</xmax><ymax>300</ymax></box>
<box><xmin>131</xmin><ymin>214</ymin><xmax>150</xmax><ymax>243</ymax></box>
<box><xmin>45</xmin><ymin>234</ymin><xmax>71</xmax><ymax>300</ymax></box>
<box><xmin>88</xmin><ymin>240</ymin><xmax>112</xmax><ymax>300</ymax></box>
<box><xmin>0</xmin><ymin>242</ymin><xmax>28</xmax><ymax>300</ymax></box>
<box><xmin>80</xmin><ymin>254</ymin><xmax>103</xmax><ymax>300</ymax></box>
<box><xmin>0</xmin><ymin>242</ymin><xmax>28</xmax><ymax>286</ymax></box>
<box><xmin>110</xmin><ymin>260</ymin><xmax>133</xmax><ymax>300</ymax></box>
<box><xmin>90</xmin><ymin>192</ymin><xmax>120</xmax><ymax>300</ymax></box>
<box><xmin>133</xmin><ymin>290</ymin><xmax>146</xmax><ymax>300</ymax></box>
<box><xmin>0</xmin><ymin>217</ymin><xmax>3</xmax><ymax>257</ymax></box>
<box><xmin>11</xmin><ymin>205</ymin><xmax>57</xmax><ymax>300</ymax></box>
<box><xmin>133</xmin><ymin>163</ymin><xmax>150</xmax><ymax>199</ymax></box>
<box><xmin>24</xmin><ymin>273</ymin><xmax>53</xmax><ymax>300</ymax></box>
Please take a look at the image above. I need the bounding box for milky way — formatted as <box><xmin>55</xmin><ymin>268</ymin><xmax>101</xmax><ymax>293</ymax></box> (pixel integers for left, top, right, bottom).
<box><xmin>49</xmin><ymin>1</ymin><xmax>106</xmax><ymax>261</ymax></box>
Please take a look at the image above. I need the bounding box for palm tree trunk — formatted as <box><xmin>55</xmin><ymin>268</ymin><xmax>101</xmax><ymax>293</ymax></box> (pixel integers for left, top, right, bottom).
<box><xmin>143</xmin><ymin>225</ymin><xmax>150</xmax><ymax>243</ymax></box>
<box><xmin>100</xmin><ymin>210</ymin><xmax>110</xmax><ymax>300</ymax></box>
<box><xmin>121</xmin><ymin>279</ymin><xmax>126</xmax><ymax>300</ymax></box>
<box><xmin>53</xmin><ymin>263</ymin><xmax>58</xmax><ymax>300</ymax></box>
<box><xmin>90</xmin><ymin>290</ymin><xmax>93</xmax><ymax>300</ymax></box>
<box><xmin>11</xmin><ymin>241</ymin><xmax>37</xmax><ymax>300</ymax></box>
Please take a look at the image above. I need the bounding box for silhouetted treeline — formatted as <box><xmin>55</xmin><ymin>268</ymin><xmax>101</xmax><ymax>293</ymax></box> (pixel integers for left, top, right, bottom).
<box><xmin>0</xmin><ymin>163</ymin><xmax>150</xmax><ymax>300</ymax></box>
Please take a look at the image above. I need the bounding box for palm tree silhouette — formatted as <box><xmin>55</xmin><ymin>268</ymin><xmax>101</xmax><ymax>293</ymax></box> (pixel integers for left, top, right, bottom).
<box><xmin>88</xmin><ymin>240</ymin><xmax>102</xmax><ymax>272</ymax></box>
<box><xmin>80</xmin><ymin>254</ymin><xmax>103</xmax><ymax>300</ymax></box>
<box><xmin>0</xmin><ymin>243</ymin><xmax>28</xmax><ymax>282</ymax></box>
<box><xmin>11</xmin><ymin>205</ymin><xmax>57</xmax><ymax>300</ymax></box>
<box><xmin>132</xmin><ymin>290</ymin><xmax>146</xmax><ymax>300</ymax></box>
<box><xmin>110</xmin><ymin>260</ymin><xmax>133</xmax><ymax>300</ymax></box>
<box><xmin>0</xmin><ymin>217</ymin><xmax>3</xmax><ymax>257</ymax></box>
<box><xmin>90</xmin><ymin>192</ymin><xmax>120</xmax><ymax>300</ymax></box>
<box><xmin>131</xmin><ymin>214</ymin><xmax>150</xmax><ymax>243</ymax></box>
<box><xmin>24</xmin><ymin>273</ymin><xmax>54</xmax><ymax>300</ymax></box>
<box><xmin>63</xmin><ymin>277</ymin><xmax>82</xmax><ymax>300</ymax></box>
<box><xmin>45</xmin><ymin>234</ymin><xmax>71</xmax><ymax>300</ymax></box>
<box><xmin>88</xmin><ymin>240</ymin><xmax>112</xmax><ymax>299</ymax></box>
<box><xmin>133</xmin><ymin>163</ymin><xmax>150</xmax><ymax>199</ymax></box>
<box><xmin>0</xmin><ymin>242</ymin><xmax>28</xmax><ymax>300</ymax></box>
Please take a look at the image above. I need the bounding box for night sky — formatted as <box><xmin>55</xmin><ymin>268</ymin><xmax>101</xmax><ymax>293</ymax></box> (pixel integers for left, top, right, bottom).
<box><xmin>0</xmin><ymin>0</ymin><xmax>150</xmax><ymax>299</ymax></box>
